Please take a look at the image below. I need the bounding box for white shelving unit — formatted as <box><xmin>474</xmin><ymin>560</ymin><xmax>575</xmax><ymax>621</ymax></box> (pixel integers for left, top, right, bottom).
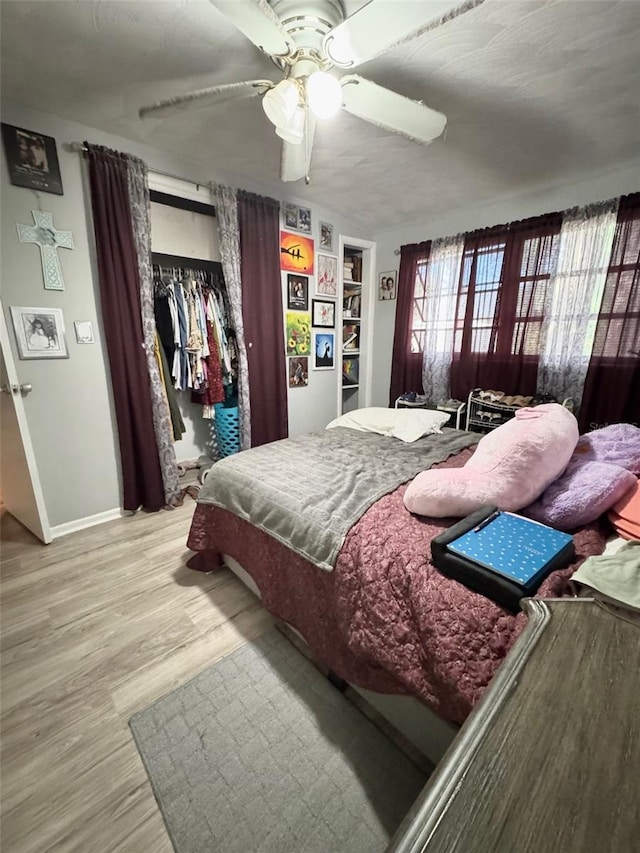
<box><xmin>465</xmin><ymin>390</ymin><xmax>519</xmax><ymax>433</ymax></box>
<box><xmin>337</xmin><ymin>235</ymin><xmax>376</xmax><ymax>416</ymax></box>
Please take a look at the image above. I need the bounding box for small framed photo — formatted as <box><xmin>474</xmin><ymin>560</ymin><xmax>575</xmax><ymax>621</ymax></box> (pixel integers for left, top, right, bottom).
<box><xmin>10</xmin><ymin>306</ymin><xmax>68</xmax><ymax>359</ymax></box>
<box><xmin>316</xmin><ymin>254</ymin><xmax>338</xmax><ymax>297</ymax></box>
<box><xmin>342</xmin><ymin>356</ymin><xmax>360</xmax><ymax>387</ymax></box>
<box><xmin>1</xmin><ymin>124</ymin><xmax>63</xmax><ymax>195</ymax></box>
<box><xmin>312</xmin><ymin>299</ymin><xmax>335</xmax><ymax>329</ymax></box>
<box><xmin>319</xmin><ymin>221</ymin><xmax>334</xmax><ymax>253</ymax></box>
<box><xmin>313</xmin><ymin>331</ymin><xmax>335</xmax><ymax>370</ymax></box>
<box><xmin>288</xmin><ymin>356</ymin><xmax>309</xmax><ymax>388</ymax></box>
<box><xmin>284</xmin><ymin>202</ymin><xmax>298</xmax><ymax>230</ymax></box>
<box><xmin>297</xmin><ymin>206</ymin><xmax>311</xmax><ymax>233</ymax></box>
<box><xmin>378</xmin><ymin>270</ymin><xmax>397</xmax><ymax>301</ymax></box>
<box><xmin>74</xmin><ymin>321</ymin><xmax>95</xmax><ymax>344</ymax></box>
<box><xmin>287</xmin><ymin>274</ymin><xmax>308</xmax><ymax>311</ymax></box>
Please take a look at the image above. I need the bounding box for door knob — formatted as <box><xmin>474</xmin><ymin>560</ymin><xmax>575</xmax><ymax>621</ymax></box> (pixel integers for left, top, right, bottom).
<box><xmin>1</xmin><ymin>383</ymin><xmax>19</xmax><ymax>395</ymax></box>
<box><xmin>20</xmin><ymin>383</ymin><xmax>33</xmax><ymax>396</ymax></box>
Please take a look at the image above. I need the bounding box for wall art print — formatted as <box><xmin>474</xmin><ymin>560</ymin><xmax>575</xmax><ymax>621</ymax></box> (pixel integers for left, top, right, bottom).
<box><xmin>286</xmin><ymin>311</ymin><xmax>311</xmax><ymax>356</ymax></box>
<box><xmin>287</xmin><ymin>273</ymin><xmax>309</xmax><ymax>311</ymax></box>
<box><xmin>311</xmin><ymin>299</ymin><xmax>335</xmax><ymax>328</ymax></box>
<box><xmin>280</xmin><ymin>231</ymin><xmax>315</xmax><ymax>274</ymax></box>
<box><xmin>1</xmin><ymin>123</ymin><xmax>63</xmax><ymax>195</ymax></box>
<box><xmin>313</xmin><ymin>331</ymin><xmax>335</xmax><ymax>370</ymax></box>
<box><xmin>319</xmin><ymin>221</ymin><xmax>334</xmax><ymax>252</ymax></box>
<box><xmin>288</xmin><ymin>356</ymin><xmax>309</xmax><ymax>387</ymax></box>
<box><xmin>316</xmin><ymin>253</ymin><xmax>338</xmax><ymax>297</ymax></box>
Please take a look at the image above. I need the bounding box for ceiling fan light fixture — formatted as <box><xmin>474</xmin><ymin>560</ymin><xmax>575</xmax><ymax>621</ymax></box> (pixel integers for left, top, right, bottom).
<box><xmin>307</xmin><ymin>71</ymin><xmax>342</xmax><ymax>120</ymax></box>
<box><xmin>275</xmin><ymin>107</ymin><xmax>306</xmax><ymax>145</ymax></box>
<box><xmin>262</xmin><ymin>78</ymin><xmax>300</xmax><ymax>129</ymax></box>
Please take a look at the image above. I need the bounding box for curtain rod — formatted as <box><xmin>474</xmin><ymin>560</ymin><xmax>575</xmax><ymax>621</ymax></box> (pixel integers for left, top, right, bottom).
<box><xmin>68</xmin><ymin>141</ymin><xmax>211</xmax><ymax>191</ymax></box>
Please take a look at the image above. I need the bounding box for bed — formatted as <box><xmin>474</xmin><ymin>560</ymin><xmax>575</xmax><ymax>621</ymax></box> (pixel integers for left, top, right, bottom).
<box><xmin>186</xmin><ymin>425</ymin><xmax>607</xmax><ymax>757</ymax></box>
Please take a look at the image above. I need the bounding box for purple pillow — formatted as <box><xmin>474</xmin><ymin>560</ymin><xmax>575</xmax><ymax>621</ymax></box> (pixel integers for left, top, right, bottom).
<box><xmin>575</xmin><ymin>423</ymin><xmax>640</xmax><ymax>473</ymax></box>
<box><xmin>524</xmin><ymin>460</ymin><xmax>636</xmax><ymax>531</ymax></box>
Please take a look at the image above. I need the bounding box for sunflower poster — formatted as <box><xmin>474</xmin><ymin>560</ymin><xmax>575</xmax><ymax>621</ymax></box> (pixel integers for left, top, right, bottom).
<box><xmin>286</xmin><ymin>311</ymin><xmax>311</xmax><ymax>356</ymax></box>
<box><xmin>280</xmin><ymin>231</ymin><xmax>315</xmax><ymax>274</ymax></box>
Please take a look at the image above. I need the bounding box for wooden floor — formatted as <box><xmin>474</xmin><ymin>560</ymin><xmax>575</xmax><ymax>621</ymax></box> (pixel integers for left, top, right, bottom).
<box><xmin>0</xmin><ymin>503</ymin><xmax>274</xmax><ymax>852</ymax></box>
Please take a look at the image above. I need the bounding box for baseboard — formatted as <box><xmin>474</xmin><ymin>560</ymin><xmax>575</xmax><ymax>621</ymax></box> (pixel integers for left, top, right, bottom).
<box><xmin>50</xmin><ymin>507</ymin><xmax>125</xmax><ymax>539</ymax></box>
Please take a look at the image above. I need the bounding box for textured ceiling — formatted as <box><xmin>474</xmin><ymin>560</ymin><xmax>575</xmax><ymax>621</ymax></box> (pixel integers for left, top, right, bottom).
<box><xmin>2</xmin><ymin>0</ymin><xmax>639</xmax><ymax>233</ymax></box>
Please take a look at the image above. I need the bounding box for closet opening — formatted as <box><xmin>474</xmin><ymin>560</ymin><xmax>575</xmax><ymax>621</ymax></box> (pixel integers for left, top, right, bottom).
<box><xmin>150</xmin><ymin>191</ymin><xmax>238</xmax><ymax>472</ymax></box>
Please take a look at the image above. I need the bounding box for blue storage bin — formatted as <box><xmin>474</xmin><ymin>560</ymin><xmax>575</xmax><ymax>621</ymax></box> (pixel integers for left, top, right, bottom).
<box><xmin>214</xmin><ymin>403</ymin><xmax>240</xmax><ymax>457</ymax></box>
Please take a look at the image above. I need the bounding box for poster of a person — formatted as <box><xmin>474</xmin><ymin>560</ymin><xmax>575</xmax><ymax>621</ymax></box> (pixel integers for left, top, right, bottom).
<box><xmin>25</xmin><ymin>314</ymin><xmax>57</xmax><ymax>350</ymax></box>
<box><xmin>2</xmin><ymin>123</ymin><xmax>63</xmax><ymax>194</ymax></box>
<box><xmin>378</xmin><ymin>271</ymin><xmax>397</xmax><ymax>300</ymax></box>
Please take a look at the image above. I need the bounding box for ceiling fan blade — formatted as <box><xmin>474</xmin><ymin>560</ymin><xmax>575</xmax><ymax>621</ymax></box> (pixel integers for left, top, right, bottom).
<box><xmin>209</xmin><ymin>0</ymin><xmax>295</xmax><ymax>57</ymax></box>
<box><xmin>281</xmin><ymin>115</ymin><xmax>316</xmax><ymax>183</ymax></box>
<box><xmin>341</xmin><ymin>75</ymin><xmax>446</xmax><ymax>145</ymax></box>
<box><xmin>324</xmin><ymin>0</ymin><xmax>484</xmax><ymax>68</ymax></box>
<box><xmin>139</xmin><ymin>80</ymin><xmax>273</xmax><ymax>119</ymax></box>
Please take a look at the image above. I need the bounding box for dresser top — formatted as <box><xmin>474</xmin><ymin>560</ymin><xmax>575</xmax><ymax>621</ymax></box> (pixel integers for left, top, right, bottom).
<box><xmin>388</xmin><ymin>599</ymin><xmax>640</xmax><ymax>853</ymax></box>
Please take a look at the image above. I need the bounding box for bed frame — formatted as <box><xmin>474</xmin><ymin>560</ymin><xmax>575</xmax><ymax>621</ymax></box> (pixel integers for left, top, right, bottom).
<box><xmin>223</xmin><ymin>554</ymin><xmax>459</xmax><ymax>766</ymax></box>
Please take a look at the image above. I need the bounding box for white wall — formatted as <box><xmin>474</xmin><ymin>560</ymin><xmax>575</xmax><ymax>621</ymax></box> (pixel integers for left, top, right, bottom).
<box><xmin>370</xmin><ymin>158</ymin><xmax>640</xmax><ymax>408</ymax></box>
<box><xmin>1</xmin><ymin>100</ymin><xmax>370</xmax><ymax>527</ymax></box>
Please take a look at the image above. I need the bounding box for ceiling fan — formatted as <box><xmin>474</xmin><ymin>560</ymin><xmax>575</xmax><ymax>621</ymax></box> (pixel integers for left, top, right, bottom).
<box><xmin>139</xmin><ymin>0</ymin><xmax>484</xmax><ymax>183</ymax></box>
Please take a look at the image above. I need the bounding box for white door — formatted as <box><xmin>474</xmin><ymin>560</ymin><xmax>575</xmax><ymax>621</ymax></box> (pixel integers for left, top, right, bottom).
<box><xmin>0</xmin><ymin>302</ymin><xmax>52</xmax><ymax>544</ymax></box>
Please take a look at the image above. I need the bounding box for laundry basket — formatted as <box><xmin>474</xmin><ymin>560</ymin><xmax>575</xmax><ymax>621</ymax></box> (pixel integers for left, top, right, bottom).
<box><xmin>213</xmin><ymin>403</ymin><xmax>240</xmax><ymax>458</ymax></box>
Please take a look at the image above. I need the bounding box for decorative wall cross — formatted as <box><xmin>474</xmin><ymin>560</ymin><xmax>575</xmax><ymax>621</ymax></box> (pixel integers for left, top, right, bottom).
<box><xmin>17</xmin><ymin>210</ymin><xmax>74</xmax><ymax>291</ymax></box>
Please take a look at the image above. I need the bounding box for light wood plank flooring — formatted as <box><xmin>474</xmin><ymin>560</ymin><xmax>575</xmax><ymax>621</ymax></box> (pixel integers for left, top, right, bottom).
<box><xmin>0</xmin><ymin>503</ymin><xmax>274</xmax><ymax>852</ymax></box>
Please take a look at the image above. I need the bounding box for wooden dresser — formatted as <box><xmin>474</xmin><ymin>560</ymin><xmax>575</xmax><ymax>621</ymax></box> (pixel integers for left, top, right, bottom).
<box><xmin>387</xmin><ymin>599</ymin><xmax>640</xmax><ymax>853</ymax></box>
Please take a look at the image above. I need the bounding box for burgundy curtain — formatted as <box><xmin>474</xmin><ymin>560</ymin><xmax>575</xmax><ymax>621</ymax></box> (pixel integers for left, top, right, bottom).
<box><xmin>237</xmin><ymin>190</ymin><xmax>288</xmax><ymax>446</ymax></box>
<box><xmin>389</xmin><ymin>241</ymin><xmax>431</xmax><ymax>405</ymax></box>
<box><xmin>579</xmin><ymin>195</ymin><xmax>640</xmax><ymax>430</ymax></box>
<box><xmin>86</xmin><ymin>145</ymin><xmax>165</xmax><ymax>511</ymax></box>
<box><xmin>450</xmin><ymin>215</ymin><xmax>562</xmax><ymax>400</ymax></box>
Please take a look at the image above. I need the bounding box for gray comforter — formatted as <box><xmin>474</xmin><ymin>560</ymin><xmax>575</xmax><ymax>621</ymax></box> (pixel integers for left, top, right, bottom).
<box><xmin>198</xmin><ymin>427</ymin><xmax>478</xmax><ymax>571</ymax></box>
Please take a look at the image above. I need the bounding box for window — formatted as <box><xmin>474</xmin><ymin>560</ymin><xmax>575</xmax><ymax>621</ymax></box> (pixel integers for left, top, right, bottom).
<box><xmin>410</xmin><ymin>255</ymin><xmax>429</xmax><ymax>353</ymax></box>
<box><xmin>590</xmin><ymin>213</ymin><xmax>640</xmax><ymax>360</ymax></box>
<box><xmin>456</xmin><ymin>241</ymin><xmax>506</xmax><ymax>354</ymax></box>
<box><xmin>511</xmin><ymin>233</ymin><xmax>559</xmax><ymax>356</ymax></box>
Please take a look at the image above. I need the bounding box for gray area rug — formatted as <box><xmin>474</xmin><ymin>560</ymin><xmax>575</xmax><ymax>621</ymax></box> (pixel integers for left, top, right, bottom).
<box><xmin>130</xmin><ymin>629</ymin><xmax>429</xmax><ymax>853</ymax></box>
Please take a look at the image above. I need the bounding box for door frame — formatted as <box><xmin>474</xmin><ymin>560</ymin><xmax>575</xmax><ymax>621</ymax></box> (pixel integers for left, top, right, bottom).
<box><xmin>0</xmin><ymin>298</ymin><xmax>52</xmax><ymax>543</ymax></box>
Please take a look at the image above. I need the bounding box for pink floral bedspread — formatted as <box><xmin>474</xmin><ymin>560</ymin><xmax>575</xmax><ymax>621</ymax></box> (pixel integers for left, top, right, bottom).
<box><xmin>187</xmin><ymin>448</ymin><xmax>607</xmax><ymax>725</ymax></box>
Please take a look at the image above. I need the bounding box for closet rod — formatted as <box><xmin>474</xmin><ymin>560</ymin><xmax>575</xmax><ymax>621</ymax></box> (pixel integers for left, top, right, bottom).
<box><xmin>68</xmin><ymin>141</ymin><xmax>211</xmax><ymax>190</ymax></box>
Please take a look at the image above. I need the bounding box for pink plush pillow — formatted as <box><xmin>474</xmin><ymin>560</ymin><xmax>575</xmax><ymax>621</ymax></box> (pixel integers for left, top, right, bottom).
<box><xmin>404</xmin><ymin>403</ymin><xmax>579</xmax><ymax>518</ymax></box>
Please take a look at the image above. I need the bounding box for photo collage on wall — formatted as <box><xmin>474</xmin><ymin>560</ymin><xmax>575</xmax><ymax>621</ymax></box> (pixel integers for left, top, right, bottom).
<box><xmin>281</xmin><ymin>210</ymin><xmax>338</xmax><ymax>383</ymax></box>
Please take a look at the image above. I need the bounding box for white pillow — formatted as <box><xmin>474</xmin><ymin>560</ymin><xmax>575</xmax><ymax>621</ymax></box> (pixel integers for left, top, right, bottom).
<box><xmin>325</xmin><ymin>407</ymin><xmax>449</xmax><ymax>442</ymax></box>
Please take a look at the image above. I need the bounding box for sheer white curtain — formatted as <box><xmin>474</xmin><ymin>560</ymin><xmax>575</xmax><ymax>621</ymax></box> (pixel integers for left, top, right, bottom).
<box><xmin>212</xmin><ymin>183</ymin><xmax>252</xmax><ymax>450</ymax></box>
<box><xmin>421</xmin><ymin>235</ymin><xmax>465</xmax><ymax>402</ymax></box>
<box><xmin>537</xmin><ymin>200</ymin><xmax>618</xmax><ymax>406</ymax></box>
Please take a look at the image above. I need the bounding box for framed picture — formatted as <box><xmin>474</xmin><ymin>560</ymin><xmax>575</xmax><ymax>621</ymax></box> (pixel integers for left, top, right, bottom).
<box><xmin>316</xmin><ymin>254</ymin><xmax>338</xmax><ymax>297</ymax></box>
<box><xmin>319</xmin><ymin>221</ymin><xmax>334</xmax><ymax>253</ymax></box>
<box><xmin>287</xmin><ymin>274</ymin><xmax>308</xmax><ymax>311</ymax></box>
<box><xmin>288</xmin><ymin>356</ymin><xmax>309</xmax><ymax>388</ymax></box>
<box><xmin>286</xmin><ymin>311</ymin><xmax>311</xmax><ymax>356</ymax></box>
<box><xmin>378</xmin><ymin>270</ymin><xmax>397</xmax><ymax>301</ymax></box>
<box><xmin>342</xmin><ymin>356</ymin><xmax>360</xmax><ymax>387</ymax></box>
<box><xmin>280</xmin><ymin>231</ymin><xmax>314</xmax><ymax>274</ymax></box>
<box><xmin>1</xmin><ymin>124</ymin><xmax>63</xmax><ymax>195</ymax></box>
<box><xmin>297</xmin><ymin>206</ymin><xmax>312</xmax><ymax>233</ymax></box>
<box><xmin>284</xmin><ymin>203</ymin><xmax>298</xmax><ymax>230</ymax></box>
<box><xmin>10</xmin><ymin>306</ymin><xmax>68</xmax><ymax>359</ymax></box>
<box><xmin>74</xmin><ymin>321</ymin><xmax>95</xmax><ymax>344</ymax></box>
<box><xmin>312</xmin><ymin>299</ymin><xmax>335</xmax><ymax>328</ymax></box>
<box><xmin>313</xmin><ymin>331</ymin><xmax>335</xmax><ymax>370</ymax></box>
